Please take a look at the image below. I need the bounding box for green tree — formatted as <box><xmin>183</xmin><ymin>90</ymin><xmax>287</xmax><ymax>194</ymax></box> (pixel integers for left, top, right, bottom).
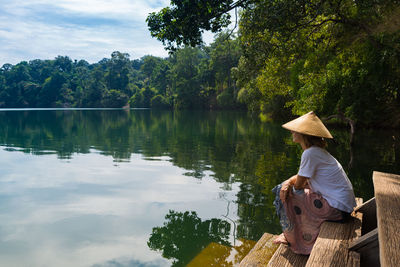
<box><xmin>151</xmin><ymin>94</ymin><xmax>171</xmax><ymax>109</ymax></box>
<box><xmin>129</xmin><ymin>86</ymin><xmax>156</xmax><ymax>108</ymax></box>
<box><xmin>209</xmin><ymin>32</ymin><xmax>242</xmax><ymax>109</ymax></box>
<box><xmin>36</xmin><ymin>72</ymin><xmax>66</xmax><ymax>107</ymax></box>
<box><xmin>169</xmin><ymin>47</ymin><xmax>208</xmax><ymax>109</ymax></box>
<box><xmin>102</xmin><ymin>89</ymin><xmax>129</xmax><ymax>108</ymax></box>
<box><xmin>147</xmin><ymin>0</ymin><xmax>400</xmax><ymax>126</ymax></box>
<box><xmin>141</xmin><ymin>55</ymin><xmax>171</xmax><ymax>96</ymax></box>
<box><xmin>0</xmin><ymin>62</ymin><xmax>35</xmax><ymax>107</ymax></box>
<box><xmin>81</xmin><ymin>67</ymin><xmax>107</xmax><ymax>107</ymax></box>
<box><xmin>238</xmin><ymin>0</ymin><xmax>400</xmax><ymax>124</ymax></box>
<box><xmin>105</xmin><ymin>51</ymin><xmax>132</xmax><ymax>97</ymax></box>
<box><xmin>54</xmin><ymin>56</ymin><xmax>73</xmax><ymax>73</ymax></box>
<box><xmin>146</xmin><ymin>0</ymin><xmax>248</xmax><ymax>51</ymax></box>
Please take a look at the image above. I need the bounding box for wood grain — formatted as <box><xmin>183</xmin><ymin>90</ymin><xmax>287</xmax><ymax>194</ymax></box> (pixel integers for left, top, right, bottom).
<box><xmin>373</xmin><ymin>171</ymin><xmax>400</xmax><ymax>267</ymax></box>
<box><xmin>239</xmin><ymin>233</ymin><xmax>280</xmax><ymax>267</ymax></box>
<box><xmin>305</xmin><ymin>198</ymin><xmax>363</xmax><ymax>267</ymax></box>
<box><xmin>266</xmin><ymin>244</ymin><xmax>308</xmax><ymax>267</ymax></box>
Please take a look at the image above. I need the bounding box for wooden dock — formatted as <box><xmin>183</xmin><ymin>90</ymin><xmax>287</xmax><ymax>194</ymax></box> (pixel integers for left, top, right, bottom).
<box><xmin>239</xmin><ymin>171</ymin><xmax>400</xmax><ymax>267</ymax></box>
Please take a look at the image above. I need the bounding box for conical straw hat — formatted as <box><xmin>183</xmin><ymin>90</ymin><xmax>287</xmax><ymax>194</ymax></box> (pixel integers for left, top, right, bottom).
<box><xmin>282</xmin><ymin>111</ymin><xmax>333</xmax><ymax>138</ymax></box>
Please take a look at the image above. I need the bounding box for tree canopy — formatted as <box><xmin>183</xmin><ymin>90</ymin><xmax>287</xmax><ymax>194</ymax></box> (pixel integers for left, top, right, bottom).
<box><xmin>147</xmin><ymin>0</ymin><xmax>400</xmax><ymax>127</ymax></box>
<box><xmin>0</xmin><ymin>33</ymin><xmax>243</xmax><ymax>111</ymax></box>
<box><xmin>146</xmin><ymin>0</ymin><xmax>249</xmax><ymax>51</ymax></box>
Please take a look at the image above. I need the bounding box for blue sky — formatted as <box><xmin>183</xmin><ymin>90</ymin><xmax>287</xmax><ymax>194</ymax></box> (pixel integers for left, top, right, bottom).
<box><xmin>0</xmin><ymin>0</ymin><xmax>216</xmax><ymax>66</ymax></box>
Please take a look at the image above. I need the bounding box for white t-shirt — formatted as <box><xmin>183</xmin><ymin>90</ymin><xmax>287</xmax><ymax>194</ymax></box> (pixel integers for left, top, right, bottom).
<box><xmin>298</xmin><ymin>146</ymin><xmax>356</xmax><ymax>213</ymax></box>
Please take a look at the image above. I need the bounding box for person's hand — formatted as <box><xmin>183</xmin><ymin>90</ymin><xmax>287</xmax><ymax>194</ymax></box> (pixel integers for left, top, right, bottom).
<box><xmin>280</xmin><ymin>182</ymin><xmax>292</xmax><ymax>203</ymax></box>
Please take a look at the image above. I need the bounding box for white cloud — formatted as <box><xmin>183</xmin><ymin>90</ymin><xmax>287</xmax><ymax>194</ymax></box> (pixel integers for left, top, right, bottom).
<box><xmin>2</xmin><ymin>0</ymin><xmax>170</xmax><ymax>20</ymax></box>
<box><xmin>53</xmin><ymin>0</ymin><xmax>165</xmax><ymax>19</ymax></box>
<box><xmin>0</xmin><ymin>0</ymin><xmax>235</xmax><ymax>65</ymax></box>
<box><xmin>0</xmin><ymin>0</ymin><xmax>170</xmax><ymax>65</ymax></box>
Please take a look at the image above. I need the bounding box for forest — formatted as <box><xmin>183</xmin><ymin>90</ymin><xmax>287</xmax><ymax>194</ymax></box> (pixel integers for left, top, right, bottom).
<box><xmin>0</xmin><ymin>32</ymin><xmax>242</xmax><ymax>111</ymax></box>
<box><xmin>1</xmin><ymin>0</ymin><xmax>399</xmax><ymax>128</ymax></box>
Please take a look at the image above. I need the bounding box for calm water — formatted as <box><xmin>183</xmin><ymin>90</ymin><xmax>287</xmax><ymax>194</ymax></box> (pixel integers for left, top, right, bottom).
<box><xmin>0</xmin><ymin>109</ymin><xmax>398</xmax><ymax>267</ymax></box>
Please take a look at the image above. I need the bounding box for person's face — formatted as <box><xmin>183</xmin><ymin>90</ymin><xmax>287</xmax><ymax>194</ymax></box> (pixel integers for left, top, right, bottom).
<box><xmin>291</xmin><ymin>131</ymin><xmax>303</xmax><ymax>144</ymax></box>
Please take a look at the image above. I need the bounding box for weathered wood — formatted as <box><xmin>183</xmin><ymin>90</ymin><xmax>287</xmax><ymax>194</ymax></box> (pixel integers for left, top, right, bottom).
<box><xmin>267</xmin><ymin>244</ymin><xmax>308</xmax><ymax>267</ymax></box>
<box><xmin>373</xmin><ymin>171</ymin><xmax>400</xmax><ymax>267</ymax></box>
<box><xmin>305</xmin><ymin>198</ymin><xmax>363</xmax><ymax>267</ymax></box>
<box><xmin>305</xmin><ymin>218</ymin><xmax>362</xmax><ymax>266</ymax></box>
<box><xmin>347</xmin><ymin>251</ymin><xmax>361</xmax><ymax>267</ymax></box>
<box><xmin>239</xmin><ymin>233</ymin><xmax>280</xmax><ymax>266</ymax></box>
<box><xmin>354</xmin><ymin>197</ymin><xmax>377</xmax><ymax>235</ymax></box>
<box><xmin>354</xmin><ymin>197</ymin><xmax>375</xmax><ymax>214</ymax></box>
<box><xmin>349</xmin><ymin>228</ymin><xmax>378</xmax><ymax>251</ymax></box>
<box><xmin>354</xmin><ymin>197</ymin><xmax>364</xmax><ymax>239</ymax></box>
<box><xmin>349</xmin><ymin>228</ymin><xmax>380</xmax><ymax>267</ymax></box>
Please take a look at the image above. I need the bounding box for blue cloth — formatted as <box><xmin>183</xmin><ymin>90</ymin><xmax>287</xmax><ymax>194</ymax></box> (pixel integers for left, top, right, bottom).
<box><xmin>272</xmin><ymin>183</ymin><xmax>305</xmax><ymax>232</ymax></box>
<box><xmin>272</xmin><ymin>183</ymin><xmax>291</xmax><ymax>231</ymax></box>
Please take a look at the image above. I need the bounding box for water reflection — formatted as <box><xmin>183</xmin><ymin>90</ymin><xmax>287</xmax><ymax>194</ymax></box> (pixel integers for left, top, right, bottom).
<box><xmin>186</xmin><ymin>239</ymin><xmax>257</xmax><ymax>267</ymax></box>
<box><xmin>0</xmin><ymin>109</ymin><xmax>398</xmax><ymax>266</ymax></box>
<box><xmin>0</xmin><ymin>148</ymin><xmax>237</xmax><ymax>266</ymax></box>
<box><xmin>148</xmin><ymin>210</ymin><xmax>231</xmax><ymax>267</ymax></box>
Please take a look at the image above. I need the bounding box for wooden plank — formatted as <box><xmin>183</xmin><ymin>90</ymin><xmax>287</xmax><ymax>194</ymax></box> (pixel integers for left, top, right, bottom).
<box><xmin>373</xmin><ymin>171</ymin><xmax>400</xmax><ymax>267</ymax></box>
<box><xmin>266</xmin><ymin>244</ymin><xmax>308</xmax><ymax>267</ymax></box>
<box><xmin>349</xmin><ymin>228</ymin><xmax>380</xmax><ymax>267</ymax></box>
<box><xmin>354</xmin><ymin>197</ymin><xmax>364</xmax><ymax>239</ymax></box>
<box><xmin>305</xmin><ymin>198</ymin><xmax>363</xmax><ymax>267</ymax></box>
<box><xmin>354</xmin><ymin>197</ymin><xmax>377</xmax><ymax>235</ymax></box>
<box><xmin>305</xmin><ymin>219</ymin><xmax>362</xmax><ymax>266</ymax></box>
<box><xmin>354</xmin><ymin>197</ymin><xmax>375</xmax><ymax>214</ymax></box>
<box><xmin>239</xmin><ymin>233</ymin><xmax>280</xmax><ymax>266</ymax></box>
<box><xmin>349</xmin><ymin>228</ymin><xmax>378</xmax><ymax>251</ymax></box>
<box><xmin>347</xmin><ymin>251</ymin><xmax>360</xmax><ymax>267</ymax></box>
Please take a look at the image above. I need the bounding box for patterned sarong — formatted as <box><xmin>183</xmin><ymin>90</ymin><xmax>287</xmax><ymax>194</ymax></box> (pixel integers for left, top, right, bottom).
<box><xmin>272</xmin><ymin>183</ymin><xmax>343</xmax><ymax>255</ymax></box>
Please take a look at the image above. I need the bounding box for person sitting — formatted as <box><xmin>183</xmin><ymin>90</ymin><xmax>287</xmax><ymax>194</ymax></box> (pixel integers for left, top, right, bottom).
<box><xmin>272</xmin><ymin>111</ymin><xmax>356</xmax><ymax>255</ymax></box>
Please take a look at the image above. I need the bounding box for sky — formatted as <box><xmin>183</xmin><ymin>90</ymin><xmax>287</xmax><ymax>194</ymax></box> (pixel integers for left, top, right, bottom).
<box><xmin>0</xmin><ymin>0</ymin><xmax>216</xmax><ymax>66</ymax></box>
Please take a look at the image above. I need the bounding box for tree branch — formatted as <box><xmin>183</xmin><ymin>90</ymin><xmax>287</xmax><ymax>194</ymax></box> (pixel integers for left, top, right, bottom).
<box><xmin>323</xmin><ymin>113</ymin><xmax>355</xmax><ymax>144</ymax></box>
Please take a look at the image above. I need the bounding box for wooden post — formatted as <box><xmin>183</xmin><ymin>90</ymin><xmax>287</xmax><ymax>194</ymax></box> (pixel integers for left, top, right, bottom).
<box><xmin>373</xmin><ymin>171</ymin><xmax>400</xmax><ymax>267</ymax></box>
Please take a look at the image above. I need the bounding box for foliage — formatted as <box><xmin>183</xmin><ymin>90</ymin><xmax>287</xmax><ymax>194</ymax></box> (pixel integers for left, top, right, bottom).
<box><xmin>151</xmin><ymin>94</ymin><xmax>171</xmax><ymax>109</ymax></box>
<box><xmin>146</xmin><ymin>0</ymin><xmax>249</xmax><ymax>51</ymax></box>
<box><xmin>102</xmin><ymin>89</ymin><xmax>129</xmax><ymax>108</ymax></box>
<box><xmin>148</xmin><ymin>0</ymin><xmax>400</xmax><ymax>127</ymax></box>
<box><xmin>236</xmin><ymin>0</ymin><xmax>400</xmax><ymax>126</ymax></box>
<box><xmin>1</xmin><ymin>32</ymin><xmax>245</xmax><ymax>111</ymax></box>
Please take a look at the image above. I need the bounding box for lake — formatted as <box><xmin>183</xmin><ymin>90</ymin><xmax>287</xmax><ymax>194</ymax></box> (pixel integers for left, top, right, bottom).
<box><xmin>0</xmin><ymin>109</ymin><xmax>398</xmax><ymax>267</ymax></box>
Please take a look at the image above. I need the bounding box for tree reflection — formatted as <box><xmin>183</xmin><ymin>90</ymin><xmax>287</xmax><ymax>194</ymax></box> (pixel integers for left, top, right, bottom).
<box><xmin>0</xmin><ymin>109</ymin><xmax>399</xmax><ymax>246</ymax></box>
<box><xmin>147</xmin><ymin>210</ymin><xmax>231</xmax><ymax>267</ymax></box>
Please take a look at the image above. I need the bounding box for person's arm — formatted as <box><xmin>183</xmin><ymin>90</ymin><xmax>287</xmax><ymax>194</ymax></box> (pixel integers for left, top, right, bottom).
<box><xmin>280</xmin><ymin>174</ymin><xmax>309</xmax><ymax>202</ymax></box>
<box><xmin>294</xmin><ymin>175</ymin><xmax>308</xmax><ymax>189</ymax></box>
